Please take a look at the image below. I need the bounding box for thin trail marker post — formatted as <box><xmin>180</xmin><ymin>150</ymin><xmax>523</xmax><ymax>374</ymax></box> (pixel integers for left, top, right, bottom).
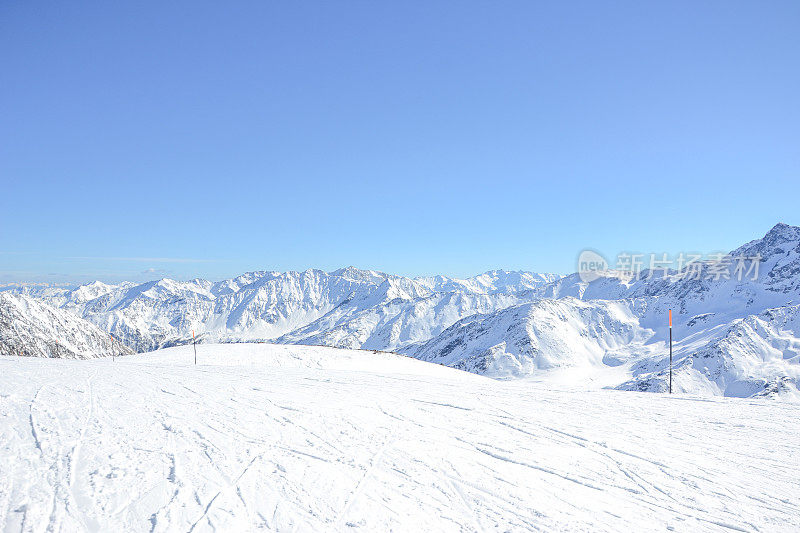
<box><xmin>193</xmin><ymin>330</ymin><xmax>197</xmax><ymax>365</ymax></box>
<box><xmin>669</xmin><ymin>309</ymin><xmax>673</xmax><ymax>394</ymax></box>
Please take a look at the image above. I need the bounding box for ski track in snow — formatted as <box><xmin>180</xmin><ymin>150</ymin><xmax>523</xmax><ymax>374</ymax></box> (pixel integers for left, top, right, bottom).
<box><xmin>1</xmin><ymin>343</ymin><xmax>799</xmax><ymax>532</ymax></box>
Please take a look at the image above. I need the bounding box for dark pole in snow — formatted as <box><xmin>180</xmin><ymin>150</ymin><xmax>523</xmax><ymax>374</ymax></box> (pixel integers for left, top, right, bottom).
<box><xmin>193</xmin><ymin>329</ymin><xmax>197</xmax><ymax>365</ymax></box>
<box><xmin>669</xmin><ymin>309</ymin><xmax>673</xmax><ymax>394</ymax></box>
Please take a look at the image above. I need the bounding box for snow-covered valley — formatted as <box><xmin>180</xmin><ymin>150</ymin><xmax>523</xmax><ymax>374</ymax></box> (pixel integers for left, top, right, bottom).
<box><xmin>2</xmin><ymin>344</ymin><xmax>798</xmax><ymax>532</ymax></box>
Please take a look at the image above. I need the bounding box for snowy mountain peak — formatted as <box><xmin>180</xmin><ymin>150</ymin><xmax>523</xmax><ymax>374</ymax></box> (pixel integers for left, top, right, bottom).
<box><xmin>732</xmin><ymin>222</ymin><xmax>800</xmax><ymax>258</ymax></box>
<box><xmin>765</xmin><ymin>222</ymin><xmax>800</xmax><ymax>240</ymax></box>
<box><xmin>726</xmin><ymin>223</ymin><xmax>800</xmax><ymax>294</ymax></box>
<box><xmin>329</xmin><ymin>266</ymin><xmax>391</xmax><ymax>284</ymax></box>
<box><xmin>68</xmin><ymin>280</ymin><xmax>118</xmax><ymax>303</ymax></box>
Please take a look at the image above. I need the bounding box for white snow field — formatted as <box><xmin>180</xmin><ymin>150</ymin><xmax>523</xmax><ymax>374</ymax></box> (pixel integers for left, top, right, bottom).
<box><xmin>1</xmin><ymin>344</ymin><xmax>798</xmax><ymax>532</ymax></box>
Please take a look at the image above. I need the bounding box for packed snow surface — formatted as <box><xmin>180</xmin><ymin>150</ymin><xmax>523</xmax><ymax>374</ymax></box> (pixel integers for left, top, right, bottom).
<box><xmin>2</xmin><ymin>344</ymin><xmax>798</xmax><ymax>532</ymax></box>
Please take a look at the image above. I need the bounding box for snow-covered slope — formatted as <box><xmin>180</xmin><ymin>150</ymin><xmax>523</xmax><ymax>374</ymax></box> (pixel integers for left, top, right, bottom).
<box><xmin>404</xmin><ymin>298</ymin><xmax>656</xmax><ymax>378</ymax></box>
<box><xmin>12</xmin><ymin>268</ymin><xmax>557</xmax><ymax>352</ymax></box>
<box><xmin>0</xmin><ymin>293</ymin><xmax>132</xmax><ymax>359</ymax></box>
<box><xmin>1</xmin><ymin>344</ymin><xmax>797</xmax><ymax>531</ymax></box>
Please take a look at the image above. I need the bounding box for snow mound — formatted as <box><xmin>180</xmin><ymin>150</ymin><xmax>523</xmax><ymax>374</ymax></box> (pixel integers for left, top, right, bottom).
<box><xmin>134</xmin><ymin>342</ymin><xmax>485</xmax><ymax>380</ymax></box>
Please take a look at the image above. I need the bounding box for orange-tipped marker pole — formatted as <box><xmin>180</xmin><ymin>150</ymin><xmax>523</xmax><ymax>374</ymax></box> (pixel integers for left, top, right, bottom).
<box><xmin>192</xmin><ymin>329</ymin><xmax>197</xmax><ymax>365</ymax></box>
<box><xmin>668</xmin><ymin>310</ymin><xmax>673</xmax><ymax>394</ymax></box>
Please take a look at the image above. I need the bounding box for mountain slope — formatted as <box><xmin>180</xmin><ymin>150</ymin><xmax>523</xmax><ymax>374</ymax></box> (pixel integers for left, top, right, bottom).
<box><xmin>0</xmin><ymin>293</ymin><xmax>132</xmax><ymax>359</ymax></box>
<box><xmin>403</xmin><ymin>298</ymin><xmax>657</xmax><ymax>377</ymax></box>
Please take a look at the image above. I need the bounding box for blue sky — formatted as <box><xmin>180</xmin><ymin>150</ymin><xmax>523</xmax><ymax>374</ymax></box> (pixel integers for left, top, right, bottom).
<box><xmin>1</xmin><ymin>1</ymin><xmax>798</xmax><ymax>284</ymax></box>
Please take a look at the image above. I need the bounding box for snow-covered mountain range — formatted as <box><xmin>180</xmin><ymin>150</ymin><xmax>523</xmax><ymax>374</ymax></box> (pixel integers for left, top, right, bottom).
<box><xmin>4</xmin><ymin>223</ymin><xmax>800</xmax><ymax>399</ymax></box>
<box><xmin>10</xmin><ymin>268</ymin><xmax>559</xmax><ymax>353</ymax></box>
